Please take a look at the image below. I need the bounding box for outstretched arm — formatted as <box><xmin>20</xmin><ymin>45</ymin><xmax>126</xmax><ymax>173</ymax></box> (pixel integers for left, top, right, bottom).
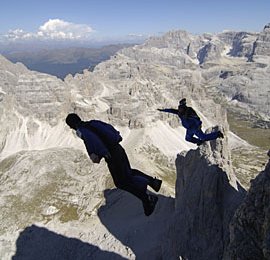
<box><xmin>157</xmin><ymin>108</ymin><xmax>178</xmax><ymax>115</ymax></box>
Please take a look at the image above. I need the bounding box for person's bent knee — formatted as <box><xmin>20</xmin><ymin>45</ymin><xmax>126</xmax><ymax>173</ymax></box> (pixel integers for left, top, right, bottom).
<box><xmin>115</xmin><ymin>181</ymin><xmax>132</xmax><ymax>190</ymax></box>
<box><xmin>185</xmin><ymin>135</ymin><xmax>192</xmax><ymax>142</ymax></box>
<box><xmin>197</xmin><ymin>135</ymin><xmax>206</xmax><ymax>141</ymax></box>
<box><xmin>114</xmin><ymin>182</ymin><xmax>124</xmax><ymax>189</ymax></box>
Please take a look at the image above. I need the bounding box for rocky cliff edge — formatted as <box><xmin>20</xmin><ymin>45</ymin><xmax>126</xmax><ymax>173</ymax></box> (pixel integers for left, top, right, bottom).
<box><xmin>162</xmin><ymin>127</ymin><xmax>246</xmax><ymax>259</ymax></box>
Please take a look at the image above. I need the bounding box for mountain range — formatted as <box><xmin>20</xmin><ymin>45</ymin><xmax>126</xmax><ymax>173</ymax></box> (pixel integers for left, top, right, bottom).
<box><xmin>0</xmin><ymin>23</ymin><xmax>269</xmax><ymax>259</ymax></box>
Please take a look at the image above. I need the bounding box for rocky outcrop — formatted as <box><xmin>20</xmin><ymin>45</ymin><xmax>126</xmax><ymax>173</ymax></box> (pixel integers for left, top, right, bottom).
<box><xmin>144</xmin><ymin>30</ymin><xmax>200</xmax><ymax>56</ymax></box>
<box><xmin>228</xmin><ymin>32</ymin><xmax>257</xmax><ymax>58</ymax></box>
<box><xmin>228</xmin><ymin>151</ymin><xmax>270</xmax><ymax>260</ymax></box>
<box><xmin>13</xmin><ymin>73</ymin><xmax>71</xmax><ymax>125</ymax></box>
<box><xmin>0</xmin><ymin>55</ymin><xmax>71</xmax><ymax>125</ymax></box>
<box><xmin>251</xmin><ymin>23</ymin><xmax>270</xmax><ymax>58</ymax></box>
<box><xmin>163</xmin><ymin>128</ymin><xmax>246</xmax><ymax>259</ymax></box>
<box><xmin>216</xmin><ymin>59</ymin><xmax>270</xmax><ymax>121</ymax></box>
<box><xmin>0</xmin><ymin>148</ymin><xmax>109</xmax><ymax>228</ymax></box>
<box><xmin>197</xmin><ymin>41</ymin><xmax>223</xmax><ymax>64</ymax></box>
<box><xmin>0</xmin><ymin>55</ymin><xmax>76</xmax><ymax>158</ymax></box>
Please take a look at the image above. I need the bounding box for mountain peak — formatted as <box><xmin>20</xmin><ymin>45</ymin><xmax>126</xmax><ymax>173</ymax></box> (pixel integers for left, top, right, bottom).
<box><xmin>163</xmin><ymin>131</ymin><xmax>246</xmax><ymax>259</ymax></box>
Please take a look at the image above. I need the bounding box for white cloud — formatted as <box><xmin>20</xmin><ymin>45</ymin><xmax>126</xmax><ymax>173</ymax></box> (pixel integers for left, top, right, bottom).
<box><xmin>4</xmin><ymin>19</ymin><xmax>94</xmax><ymax>41</ymax></box>
<box><xmin>5</xmin><ymin>29</ymin><xmax>34</xmax><ymax>40</ymax></box>
<box><xmin>37</xmin><ymin>19</ymin><xmax>94</xmax><ymax>40</ymax></box>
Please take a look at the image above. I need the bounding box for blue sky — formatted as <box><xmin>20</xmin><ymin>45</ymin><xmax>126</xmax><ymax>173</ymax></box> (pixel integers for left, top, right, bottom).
<box><xmin>0</xmin><ymin>0</ymin><xmax>269</xmax><ymax>43</ymax></box>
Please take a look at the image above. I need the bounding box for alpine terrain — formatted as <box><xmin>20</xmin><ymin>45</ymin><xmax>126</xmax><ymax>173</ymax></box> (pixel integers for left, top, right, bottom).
<box><xmin>0</xmin><ymin>23</ymin><xmax>269</xmax><ymax>259</ymax></box>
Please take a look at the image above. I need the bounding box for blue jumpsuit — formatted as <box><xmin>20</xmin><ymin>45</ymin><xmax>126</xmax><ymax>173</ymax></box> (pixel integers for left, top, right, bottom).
<box><xmin>77</xmin><ymin>124</ymin><xmax>153</xmax><ymax>204</ymax></box>
<box><xmin>159</xmin><ymin>107</ymin><xmax>220</xmax><ymax>145</ymax></box>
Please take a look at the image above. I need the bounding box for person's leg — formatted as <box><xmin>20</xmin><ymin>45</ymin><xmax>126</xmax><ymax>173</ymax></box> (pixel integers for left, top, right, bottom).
<box><xmin>115</xmin><ymin>174</ymin><xmax>159</xmax><ymax>216</ymax></box>
<box><xmin>106</xmin><ymin>145</ymin><xmax>132</xmax><ymax>183</ymax></box>
<box><xmin>106</xmin><ymin>145</ymin><xmax>149</xmax><ymax>203</ymax></box>
<box><xmin>132</xmin><ymin>169</ymin><xmax>162</xmax><ymax>192</ymax></box>
<box><xmin>131</xmin><ymin>169</ymin><xmax>153</xmax><ymax>181</ymax></box>
<box><xmin>194</xmin><ymin>128</ymin><xmax>220</xmax><ymax>141</ymax></box>
<box><xmin>185</xmin><ymin>129</ymin><xmax>201</xmax><ymax>144</ymax></box>
<box><xmin>117</xmin><ymin>181</ymin><xmax>149</xmax><ymax>203</ymax></box>
<box><xmin>106</xmin><ymin>145</ymin><xmax>158</xmax><ymax>215</ymax></box>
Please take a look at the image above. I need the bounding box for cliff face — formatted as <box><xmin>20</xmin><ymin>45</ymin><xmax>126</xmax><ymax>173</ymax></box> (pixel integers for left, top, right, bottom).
<box><xmin>251</xmin><ymin>23</ymin><xmax>270</xmax><ymax>58</ymax></box>
<box><xmin>0</xmin><ymin>24</ymin><xmax>269</xmax><ymax>259</ymax></box>
<box><xmin>228</xmin><ymin>152</ymin><xmax>270</xmax><ymax>260</ymax></box>
<box><xmin>163</xmin><ymin>128</ymin><xmax>246</xmax><ymax>260</ymax></box>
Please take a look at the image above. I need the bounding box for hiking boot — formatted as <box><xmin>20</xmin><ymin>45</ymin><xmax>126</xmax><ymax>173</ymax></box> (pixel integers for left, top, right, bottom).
<box><xmin>143</xmin><ymin>194</ymin><xmax>158</xmax><ymax>216</ymax></box>
<box><xmin>217</xmin><ymin>131</ymin><xmax>224</xmax><ymax>139</ymax></box>
<box><xmin>149</xmin><ymin>178</ymin><xmax>162</xmax><ymax>192</ymax></box>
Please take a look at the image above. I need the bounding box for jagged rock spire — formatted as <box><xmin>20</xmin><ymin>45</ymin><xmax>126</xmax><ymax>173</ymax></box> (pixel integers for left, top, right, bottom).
<box><xmin>163</xmin><ymin>127</ymin><xmax>246</xmax><ymax>259</ymax></box>
<box><xmin>228</xmin><ymin>152</ymin><xmax>270</xmax><ymax>259</ymax></box>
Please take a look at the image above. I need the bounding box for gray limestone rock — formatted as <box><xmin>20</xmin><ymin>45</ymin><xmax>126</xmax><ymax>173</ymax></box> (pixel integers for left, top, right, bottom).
<box><xmin>163</xmin><ymin>128</ymin><xmax>246</xmax><ymax>260</ymax></box>
<box><xmin>0</xmin><ymin>23</ymin><xmax>270</xmax><ymax>259</ymax></box>
<box><xmin>197</xmin><ymin>41</ymin><xmax>223</xmax><ymax>64</ymax></box>
<box><xmin>228</xmin><ymin>153</ymin><xmax>270</xmax><ymax>260</ymax></box>
<box><xmin>251</xmin><ymin>23</ymin><xmax>270</xmax><ymax>58</ymax></box>
<box><xmin>228</xmin><ymin>32</ymin><xmax>257</xmax><ymax>58</ymax></box>
<box><xmin>0</xmin><ymin>55</ymin><xmax>72</xmax><ymax>126</ymax></box>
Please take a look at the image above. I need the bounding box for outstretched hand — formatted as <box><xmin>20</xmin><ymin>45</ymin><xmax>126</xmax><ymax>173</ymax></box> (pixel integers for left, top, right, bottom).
<box><xmin>90</xmin><ymin>153</ymin><xmax>101</xmax><ymax>164</ymax></box>
<box><xmin>157</xmin><ymin>108</ymin><xmax>163</xmax><ymax>111</ymax></box>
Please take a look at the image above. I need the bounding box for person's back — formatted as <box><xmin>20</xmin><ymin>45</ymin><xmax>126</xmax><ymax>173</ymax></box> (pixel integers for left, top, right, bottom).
<box><xmin>65</xmin><ymin>113</ymin><xmax>162</xmax><ymax>216</ymax></box>
<box><xmin>178</xmin><ymin>105</ymin><xmax>202</xmax><ymax>130</ymax></box>
<box><xmin>81</xmin><ymin>120</ymin><xmax>122</xmax><ymax>149</ymax></box>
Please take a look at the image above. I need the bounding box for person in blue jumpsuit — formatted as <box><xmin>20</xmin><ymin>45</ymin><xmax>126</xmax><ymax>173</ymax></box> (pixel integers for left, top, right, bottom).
<box><xmin>65</xmin><ymin>113</ymin><xmax>162</xmax><ymax>216</ymax></box>
<box><xmin>158</xmin><ymin>98</ymin><xmax>224</xmax><ymax>145</ymax></box>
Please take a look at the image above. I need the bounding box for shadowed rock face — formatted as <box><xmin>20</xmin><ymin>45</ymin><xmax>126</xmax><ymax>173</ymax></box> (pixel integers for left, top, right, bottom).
<box><xmin>251</xmin><ymin>23</ymin><xmax>270</xmax><ymax>57</ymax></box>
<box><xmin>162</xmin><ymin>128</ymin><xmax>246</xmax><ymax>260</ymax></box>
<box><xmin>12</xmin><ymin>225</ymin><xmax>126</xmax><ymax>260</ymax></box>
<box><xmin>228</xmin><ymin>152</ymin><xmax>270</xmax><ymax>260</ymax></box>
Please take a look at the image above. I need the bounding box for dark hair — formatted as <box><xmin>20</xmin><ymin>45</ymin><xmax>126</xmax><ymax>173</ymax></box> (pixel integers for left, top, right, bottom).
<box><xmin>179</xmin><ymin>98</ymin><xmax>186</xmax><ymax>107</ymax></box>
<box><xmin>66</xmin><ymin>113</ymin><xmax>82</xmax><ymax>129</ymax></box>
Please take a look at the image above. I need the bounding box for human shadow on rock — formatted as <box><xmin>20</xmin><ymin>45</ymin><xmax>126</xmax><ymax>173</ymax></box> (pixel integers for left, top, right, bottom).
<box><xmin>98</xmin><ymin>189</ymin><xmax>175</xmax><ymax>259</ymax></box>
<box><xmin>12</xmin><ymin>224</ymin><xmax>126</xmax><ymax>260</ymax></box>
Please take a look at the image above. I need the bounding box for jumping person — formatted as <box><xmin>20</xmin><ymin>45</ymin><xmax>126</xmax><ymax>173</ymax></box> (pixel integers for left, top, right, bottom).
<box><xmin>65</xmin><ymin>113</ymin><xmax>162</xmax><ymax>216</ymax></box>
<box><xmin>158</xmin><ymin>98</ymin><xmax>224</xmax><ymax>145</ymax></box>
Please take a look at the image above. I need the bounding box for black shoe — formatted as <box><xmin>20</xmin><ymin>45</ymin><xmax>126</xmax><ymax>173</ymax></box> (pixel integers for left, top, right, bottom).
<box><xmin>150</xmin><ymin>178</ymin><xmax>162</xmax><ymax>192</ymax></box>
<box><xmin>197</xmin><ymin>140</ymin><xmax>205</xmax><ymax>146</ymax></box>
<box><xmin>217</xmin><ymin>131</ymin><xmax>224</xmax><ymax>139</ymax></box>
<box><xmin>143</xmin><ymin>195</ymin><xmax>158</xmax><ymax>216</ymax></box>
